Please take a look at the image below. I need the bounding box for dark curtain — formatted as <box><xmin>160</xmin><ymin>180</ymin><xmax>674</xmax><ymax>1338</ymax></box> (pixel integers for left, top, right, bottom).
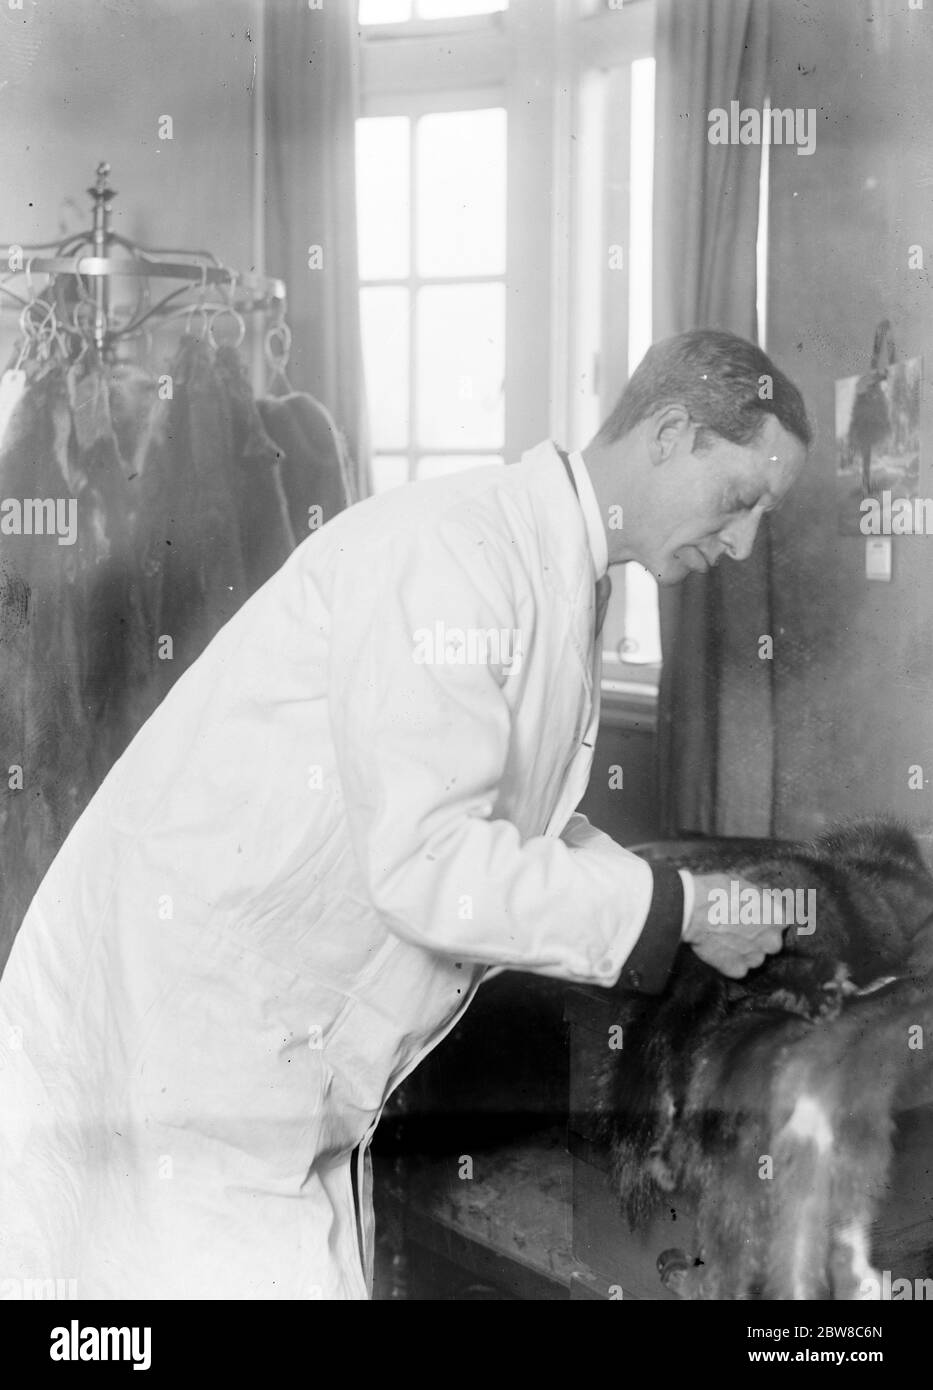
<box><xmin>263</xmin><ymin>0</ymin><xmax>370</xmax><ymax>498</ymax></box>
<box><xmin>653</xmin><ymin>0</ymin><xmax>774</xmax><ymax>837</ymax></box>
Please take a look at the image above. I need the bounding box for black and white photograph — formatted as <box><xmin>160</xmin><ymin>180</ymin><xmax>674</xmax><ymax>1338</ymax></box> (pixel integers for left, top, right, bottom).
<box><xmin>0</xmin><ymin>0</ymin><xmax>932</xmax><ymax>1351</ymax></box>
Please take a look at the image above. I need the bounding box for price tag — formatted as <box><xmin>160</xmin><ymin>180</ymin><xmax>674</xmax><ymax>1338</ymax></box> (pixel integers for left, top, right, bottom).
<box><xmin>0</xmin><ymin>368</ymin><xmax>27</xmax><ymax>453</ymax></box>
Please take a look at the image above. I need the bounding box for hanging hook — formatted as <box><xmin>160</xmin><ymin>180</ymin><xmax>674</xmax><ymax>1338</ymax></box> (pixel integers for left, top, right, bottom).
<box><xmin>184</xmin><ymin>303</ymin><xmax>211</xmax><ymax>339</ymax></box>
<box><xmin>34</xmin><ymin>304</ymin><xmax>61</xmax><ymax>363</ymax></box>
<box><xmin>184</xmin><ymin>261</ymin><xmax>211</xmax><ymax>338</ymax></box>
<box><xmin>19</xmin><ymin>295</ymin><xmax>57</xmax><ymax>357</ymax></box>
<box><xmin>264</xmin><ymin>319</ymin><xmax>292</xmax><ymax>387</ymax></box>
<box><xmin>11</xmin><ymin>331</ymin><xmax>33</xmax><ymax>374</ymax></box>
<box><xmin>208</xmin><ymin>302</ymin><xmax>246</xmax><ymax>351</ymax></box>
<box><xmin>67</xmin><ymin>295</ymin><xmax>98</xmax><ymax>346</ymax></box>
<box><xmin>206</xmin><ymin>264</ymin><xmax>244</xmax><ymax>348</ymax></box>
<box><xmin>48</xmin><ymin>313</ymin><xmax>71</xmax><ymax>363</ymax></box>
<box><xmin>18</xmin><ymin>297</ymin><xmax>41</xmax><ymax>340</ymax></box>
<box><xmin>23</xmin><ymin>254</ymin><xmax>39</xmax><ymax>307</ymax></box>
<box><xmin>66</xmin><ymin>329</ymin><xmax>91</xmax><ymax>374</ymax></box>
<box><xmin>68</xmin><ymin>247</ymin><xmax>98</xmax><ymax>307</ymax></box>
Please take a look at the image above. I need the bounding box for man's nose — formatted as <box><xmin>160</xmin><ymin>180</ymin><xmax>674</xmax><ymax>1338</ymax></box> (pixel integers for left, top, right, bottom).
<box><xmin>720</xmin><ymin>510</ymin><xmax>763</xmax><ymax>562</ymax></box>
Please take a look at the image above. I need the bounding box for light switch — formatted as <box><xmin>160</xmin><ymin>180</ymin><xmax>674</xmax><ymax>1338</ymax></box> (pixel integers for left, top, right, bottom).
<box><xmin>865</xmin><ymin>537</ymin><xmax>892</xmax><ymax>581</ymax></box>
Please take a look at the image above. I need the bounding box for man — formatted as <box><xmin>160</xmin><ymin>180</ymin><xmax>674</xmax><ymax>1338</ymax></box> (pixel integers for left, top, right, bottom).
<box><xmin>0</xmin><ymin>329</ymin><xmax>811</xmax><ymax>1300</ymax></box>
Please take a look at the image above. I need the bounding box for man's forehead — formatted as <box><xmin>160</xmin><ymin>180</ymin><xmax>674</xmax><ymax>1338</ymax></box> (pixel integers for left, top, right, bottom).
<box><xmin>754</xmin><ymin>420</ymin><xmax>806</xmax><ymax>482</ymax></box>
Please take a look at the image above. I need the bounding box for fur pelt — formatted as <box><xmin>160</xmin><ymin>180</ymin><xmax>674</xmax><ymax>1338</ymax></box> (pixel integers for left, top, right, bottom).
<box><xmin>597</xmin><ymin>820</ymin><xmax>933</xmax><ymax>1300</ymax></box>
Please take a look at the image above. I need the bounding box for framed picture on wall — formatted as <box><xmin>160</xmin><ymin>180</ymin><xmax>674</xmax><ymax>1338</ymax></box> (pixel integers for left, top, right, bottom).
<box><xmin>835</xmin><ymin>356</ymin><xmax>922</xmax><ymax>535</ymax></box>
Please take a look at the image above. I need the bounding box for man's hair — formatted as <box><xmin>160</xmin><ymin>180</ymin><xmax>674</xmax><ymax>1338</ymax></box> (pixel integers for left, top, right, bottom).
<box><xmin>595</xmin><ymin>329</ymin><xmax>813</xmax><ymax>451</ymax></box>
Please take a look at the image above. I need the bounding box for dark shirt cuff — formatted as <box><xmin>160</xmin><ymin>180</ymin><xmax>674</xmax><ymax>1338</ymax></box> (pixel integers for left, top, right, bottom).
<box><xmin>613</xmin><ymin>866</ymin><xmax>684</xmax><ymax>994</ymax></box>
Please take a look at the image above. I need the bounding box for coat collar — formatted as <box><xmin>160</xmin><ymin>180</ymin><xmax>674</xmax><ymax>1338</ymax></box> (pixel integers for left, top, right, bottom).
<box><xmin>514</xmin><ymin>440</ymin><xmax>604</xmax><ymax>596</ymax></box>
<box><xmin>565</xmin><ymin>449</ymin><xmax>609</xmax><ymax>579</ymax></box>
<box><xmin>512</xmin><ymin>440</ymin><xmax>602</xmax><ymax>697</ymax></box>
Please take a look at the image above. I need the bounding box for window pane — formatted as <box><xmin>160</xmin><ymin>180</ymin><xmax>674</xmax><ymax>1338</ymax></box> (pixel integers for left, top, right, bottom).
<box><xmin>360</xmin><ymin>287</ymin><xmax>410</xmax><ymax>450</ymax></box>
<box><xmin>624</xmin><ymin>563</ymin><xmax>661</xmax><ymax>664</ymax></box>
<box><xmin>417</xmin><ymin>455</ymin><xmax>502</xmax><ymax>479</ymax></box>
<box><xmin>359</xmin><ymin>0</ymin><xmax>412</xmax><ymax>23</ymax></box>
<box><xmin>601</xmin><ymin>564</ymin><xmax>661</xmax><ymax>666</ymax></box>
<box><xmin>416</xmin><ymin>283</ymin><xmax>505</xmax><ymax>449</ymax></box>
<box><xmin>371</xmin><ymin>456</ymin><xmax>410</xmax><ymax>492</ymax></box>
<box><xmin>356</xmin><ymin>117</ymin><xmax>410</xmax><ymax>280</ymax></box>
<box><xmin>416</xmin><ymin>0</ymin><xmax>506</xmax><ymax>15</ymax></box>
<box><xmin>416</xmin><ymin>108</ymin><xmax>506</xmax><ymax>277</ymax></box>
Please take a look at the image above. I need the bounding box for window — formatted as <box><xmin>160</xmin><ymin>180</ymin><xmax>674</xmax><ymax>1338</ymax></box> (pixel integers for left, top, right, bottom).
<box><xmin>356</xmin><ymin>106</ymin><xmax>507</xmax><ymax>489</ymax></box>
<box><xmin>569</xmin><ymin>52</ymin><xmax>663</xmax><ymax>681</ymax></box>
<box><xmin>356</xmin><ymin>0</ymin><xmax>661</xmax><ymax>704</ymax></box>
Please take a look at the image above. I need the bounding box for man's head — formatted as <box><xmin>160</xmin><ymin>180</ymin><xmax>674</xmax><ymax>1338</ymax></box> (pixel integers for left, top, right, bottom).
<box><xmin>583</xmin><ymin>330</ymin><xmax>812</xmax><ymax>584</ymax></box>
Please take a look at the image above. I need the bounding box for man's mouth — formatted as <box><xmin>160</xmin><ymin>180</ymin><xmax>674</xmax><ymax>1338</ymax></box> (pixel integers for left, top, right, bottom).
<box><xmin>678</xmin><ymin>547</ymin><xmax>710</xmax><ymax>572</ymax></box>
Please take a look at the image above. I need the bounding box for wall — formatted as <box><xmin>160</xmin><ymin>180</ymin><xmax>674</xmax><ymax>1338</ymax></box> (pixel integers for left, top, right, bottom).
<box><xmin>766</xmin><ymin>0</ymin><xmax>933</xmax><ymax>846</ymax></box>
<box><xmin>0</xmin><ymin>0</ymin><xmax>260</xmax><ymax>365</ymax></box>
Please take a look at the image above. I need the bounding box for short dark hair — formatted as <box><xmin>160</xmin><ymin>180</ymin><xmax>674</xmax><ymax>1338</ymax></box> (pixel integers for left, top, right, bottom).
<box><xmin>595</xmin><ymin>329</ymin><xmax>813</xmax><ymax>451</ymax></box>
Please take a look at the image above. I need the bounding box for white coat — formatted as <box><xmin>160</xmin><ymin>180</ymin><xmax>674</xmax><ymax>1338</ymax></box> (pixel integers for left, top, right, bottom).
<box><xmin>0</xmin><ymin>441</ymin><xmax>655</xmax><ymax>1300</ymax></box>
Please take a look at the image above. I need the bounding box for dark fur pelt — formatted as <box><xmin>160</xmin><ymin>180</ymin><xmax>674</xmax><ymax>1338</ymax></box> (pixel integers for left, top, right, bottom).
<box><xmin>597</xmin><ymin>819</ymin><xmax>933</xmax><ymax>1300</ymax></box>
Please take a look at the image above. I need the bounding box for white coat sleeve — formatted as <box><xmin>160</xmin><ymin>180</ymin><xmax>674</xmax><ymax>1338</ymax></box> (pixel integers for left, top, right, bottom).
<box><xmin>326</xmin><ymin>518</ymin><xmax>656</xmax><ymax>986</ymax></box>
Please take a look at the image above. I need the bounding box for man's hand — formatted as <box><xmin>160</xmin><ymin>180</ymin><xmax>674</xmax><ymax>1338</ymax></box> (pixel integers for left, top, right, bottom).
<box><xmin>683</xmin><ymin>873</ymin><xmax>785</xmax><ymax>979</ymax></box>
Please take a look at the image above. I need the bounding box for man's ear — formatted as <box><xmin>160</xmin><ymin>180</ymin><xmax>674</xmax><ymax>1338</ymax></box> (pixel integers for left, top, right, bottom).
<box><xmin>648</xmin><ymin>405</ymin><xmax>693</xmax><ymax>465</ymax></box>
